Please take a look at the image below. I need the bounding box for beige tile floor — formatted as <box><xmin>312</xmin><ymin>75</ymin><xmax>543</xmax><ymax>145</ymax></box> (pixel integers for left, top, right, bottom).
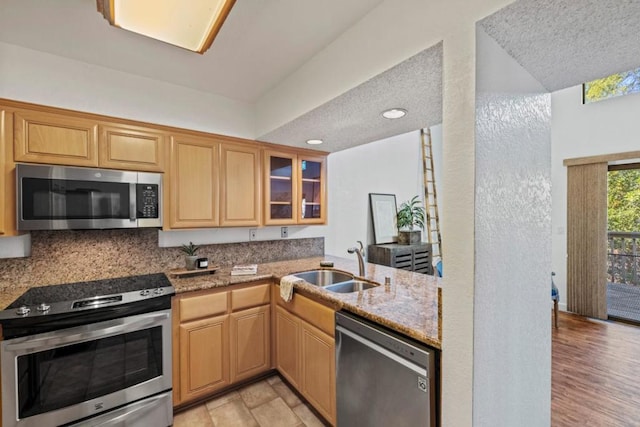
<box><xmin>173</xmin><ymin>375</ymin><xmax>326</xmax><ymax>427</ymax></box>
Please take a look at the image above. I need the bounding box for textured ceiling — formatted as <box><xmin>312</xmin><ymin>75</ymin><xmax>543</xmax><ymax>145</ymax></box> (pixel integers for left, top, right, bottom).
<box><xmin>0</xmin><ymin>0</ymin><xmax>383</xmax><ymax>102</ymax></box>
<box><xmin>3</xmin><ymin>1</ymin><xmax>639</xmax><ymax>154</ymax></box>
<box><xmin>479</xmin><ymin>0</ymin><xmax>640</xmax><ymax>92</ymax></box>
<box><xmin>259</xmin><ymin>44</ymin><xmax>443</xmax><ymax>152</ymax></box>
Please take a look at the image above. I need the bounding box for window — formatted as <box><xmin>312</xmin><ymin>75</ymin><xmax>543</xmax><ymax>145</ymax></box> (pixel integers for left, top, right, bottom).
<box><xmin>583</xmin><ymin>67</ymin><xmax>640</xmax><ymax>103</ymax></box>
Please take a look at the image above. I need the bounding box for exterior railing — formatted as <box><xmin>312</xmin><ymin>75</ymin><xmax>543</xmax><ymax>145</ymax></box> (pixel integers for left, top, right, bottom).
<box><xmin>608</xmin><ymin>231</ymin><xmax>640</xmax><ymax>285</ymax></box>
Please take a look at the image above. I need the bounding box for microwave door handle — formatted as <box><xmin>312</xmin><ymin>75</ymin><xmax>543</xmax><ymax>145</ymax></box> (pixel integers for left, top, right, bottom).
<box><xmin>129</xmin><ymin>183</ymin><xmax>137</xmax><ymax>222</ymax></box>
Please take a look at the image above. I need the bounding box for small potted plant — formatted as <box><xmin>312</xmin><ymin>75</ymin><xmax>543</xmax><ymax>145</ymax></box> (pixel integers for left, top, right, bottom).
<box><xmin>180</xmin><ymin>241</ymin><xmax>199</xmax><ymax>270</ymax></box>
<box><xmin>396</xmin><ymin>195</ymin><xmax>425</xmax><ymax>245</ymax></box>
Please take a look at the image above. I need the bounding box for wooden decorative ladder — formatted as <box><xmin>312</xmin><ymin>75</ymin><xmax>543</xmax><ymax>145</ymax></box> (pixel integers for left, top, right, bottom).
<box><xmin>420</xmin><ymin>128</ymin><xmax>442</xmax><ymax>260</ymax></box>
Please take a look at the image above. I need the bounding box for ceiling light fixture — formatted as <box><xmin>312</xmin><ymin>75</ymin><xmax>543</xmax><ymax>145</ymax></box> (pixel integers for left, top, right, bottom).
<box><xmin>306</xmin><ymin>139</ymin><xmax>324</xmax><ymax>145</ymax></box>
<box><xmin>97</xmin><ymin>0</ymin><xmax>236</xmax><ymax>54</ymax></box>
<box><xmin>381</xmin><ymin>108</ymin><xmax>407</xmax><ymax>119</ymax></box>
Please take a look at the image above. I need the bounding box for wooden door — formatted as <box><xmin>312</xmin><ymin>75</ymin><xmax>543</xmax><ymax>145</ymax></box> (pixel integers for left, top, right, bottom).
<box><xmin>14</xmin><ymin>109</ymin><xmax>99</xmax><ymax>167</ymax></box>
<box><xmin>300</xmin><ymin>320</ymin><xmax>336</xmax><ymax>425</ymax></box>
<box><xmin>264</xmin><ymin>150</ymin><xmax>297</xmax><ymax>225</ymax></box>
<box><xmin>179</xmin><ymin>314</ymin><xmax>230</xmax><ymax>403</ymax></box>
<box><xmin>567</xmin><ymin>162</ymin><xmax>608</xmax><ymax>319</ymax></box>
<box><xmin>275</xmin><ymin>305</ymin><xmax>300</xmax><ymax>388</ymax></box>
<box><xmin>168</xmin><ymin>135</ymin><xmax>219</xmax><ymax>228</ymax></box>
<box><xmin>297</xmin><ymin>155</ymin><xmax>326</xmax><ymax>224</ymax></box>
<box><xmin>230</xmin><ymin>305</ymin><xmax>270</xmax><ymax>383</ymax></box>
<box><xmin>99</xmin><ymin>123</ymin><xmax>165</xmax><ymax>172</ymax></box>
<box><xmin>219</xmin><ymin>143</ymin><xmax>261</xmax><ymax>226</ymax></box>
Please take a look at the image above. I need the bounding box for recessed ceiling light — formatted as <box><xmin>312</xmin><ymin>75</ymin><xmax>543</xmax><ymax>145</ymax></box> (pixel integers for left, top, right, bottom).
<box><xmin>306</xmin><ymin>139</ymin><xmax>323</xmax><ymax>145</ymax></box>
<box><xmin>382</xmin><ymin>108</ymin><xmax>407</xmax><ymax>119</ymax></box>
<box><xmin>97</xmin><ymin>0</ymin><xmax>236</xmax><ymax>54</ymax></box>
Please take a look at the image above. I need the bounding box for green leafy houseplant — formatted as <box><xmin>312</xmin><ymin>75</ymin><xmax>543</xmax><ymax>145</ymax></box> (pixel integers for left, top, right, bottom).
<box><xmin>396</xmin><ymin>195</ymin><xmax>425</xmax><ymax>244</ymax></box>
<box><xmin>180</xmin><ymin>242</ymin><xmax>199</xmax><ymax>270</ymax></box>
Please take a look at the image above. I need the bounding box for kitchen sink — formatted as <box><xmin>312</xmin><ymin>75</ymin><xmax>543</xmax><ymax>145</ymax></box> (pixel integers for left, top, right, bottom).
<box><xmin>293</xmin><ymin>270</ymin><xmax>354</xmax><ymax>287</ymax></box>
<box><xmin>324</xmin><ymin>280</ymin><xmax>379</xmax><ymax>293</ymax></box>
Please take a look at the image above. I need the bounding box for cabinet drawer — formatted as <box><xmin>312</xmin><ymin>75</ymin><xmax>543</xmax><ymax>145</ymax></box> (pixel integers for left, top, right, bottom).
<box><xmin>231</xmin><ymin>283</ymin><xmax>270</xmax><ymax>311</ymax></box>
<box><xmin>276</xmin><ymin>287</ymin><xmax>335</xmax><ymax>337</ymax></box>
<box><xmin>179</xmin><ymin>291</ymin><xmax>228</xmax><ymax>322</ymax></box>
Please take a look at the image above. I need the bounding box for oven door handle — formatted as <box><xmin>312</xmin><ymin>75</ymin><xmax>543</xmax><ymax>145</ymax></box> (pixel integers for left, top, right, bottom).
<box><xmin>2</xmin><ymin>310</ymin><xmax>171</xmax><ymax>353</ymax></box>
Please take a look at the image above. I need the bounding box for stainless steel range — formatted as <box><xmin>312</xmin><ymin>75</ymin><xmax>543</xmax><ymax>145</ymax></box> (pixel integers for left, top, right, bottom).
<box><xmin>0</xmin><ymin>273</ymin><xmax>175</xmax><ymax>427</ymax></box>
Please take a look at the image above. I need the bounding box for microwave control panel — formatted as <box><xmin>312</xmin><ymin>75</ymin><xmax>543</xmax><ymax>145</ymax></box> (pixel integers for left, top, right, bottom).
<box><xmin>136</xmin><ymin>184</ymin><xmax>159</xmax><ymax>218</ymax></box>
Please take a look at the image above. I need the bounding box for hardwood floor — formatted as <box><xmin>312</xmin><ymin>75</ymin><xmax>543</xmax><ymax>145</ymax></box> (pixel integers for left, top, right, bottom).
<box><xmin>553</xmin><ymin>311</ymin><xmax>640</xmax><ymax>426</ymax></box>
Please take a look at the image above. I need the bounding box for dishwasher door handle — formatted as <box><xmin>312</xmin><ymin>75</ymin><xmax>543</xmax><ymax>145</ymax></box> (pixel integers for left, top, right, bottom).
<box><xmin>336</xmin><ymin>325</ymin><xmax>428</xmax><ymax>377</ymax></box>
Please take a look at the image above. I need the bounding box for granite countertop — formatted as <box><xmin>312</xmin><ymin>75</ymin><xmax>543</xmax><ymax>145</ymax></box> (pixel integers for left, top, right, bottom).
<box><xmin>169</xmin><ymin>255</ymin><xmax>442</xmax><ymax>349</ymax></box>
<box><xmin>0</xmin><ymin>255</ymin><xmax>442</xmax><ymax>349</ymax></box>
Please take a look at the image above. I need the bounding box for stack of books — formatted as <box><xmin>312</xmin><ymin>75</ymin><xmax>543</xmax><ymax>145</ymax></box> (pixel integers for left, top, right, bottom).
<box><xmin>230</xmin><ymin>264</ymin><xmax>258</xmax><ymax>276</ymax></box>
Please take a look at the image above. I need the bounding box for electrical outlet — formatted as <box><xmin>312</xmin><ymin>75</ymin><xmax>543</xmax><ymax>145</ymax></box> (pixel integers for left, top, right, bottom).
<box><xmin>250</xmin><ymin>229</ymin><xmax>257</xmax><ymax>241</ymax></box>
<box><xmin>281</xmin><ymin>227</ymin><xmax>288</xmax><ymax>238</ymax></box>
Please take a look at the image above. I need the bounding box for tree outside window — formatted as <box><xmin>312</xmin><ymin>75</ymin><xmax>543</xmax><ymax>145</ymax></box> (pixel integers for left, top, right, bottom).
<box><xmin>584</xmin><ymin>67</ymin><xmax>640</xmax><ymax>103</ymax></box>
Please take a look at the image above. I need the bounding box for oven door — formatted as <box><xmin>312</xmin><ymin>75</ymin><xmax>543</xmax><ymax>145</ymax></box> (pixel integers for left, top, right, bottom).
<box><xmin>1</xmin><ymin>310</ymin><xmax>172</xmax><ymax>427</ymax></box>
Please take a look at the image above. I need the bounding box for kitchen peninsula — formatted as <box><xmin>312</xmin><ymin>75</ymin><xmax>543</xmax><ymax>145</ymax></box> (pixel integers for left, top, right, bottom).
<box><xmin>170</xmin><ymin>255</ymin><xmax>441</xmax><ymax>348</ymax></box>
<box><xmin>169</xmin><ymin>254</ymin><xmax>441</xmax><ymax>425</ymax></box>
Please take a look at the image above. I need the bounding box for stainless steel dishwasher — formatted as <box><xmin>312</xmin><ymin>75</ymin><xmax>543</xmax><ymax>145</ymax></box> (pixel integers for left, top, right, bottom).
<box><xmin>335</xmin><ymin>311</ymin><xmax>437</xmax><ymax>426</ymax></box>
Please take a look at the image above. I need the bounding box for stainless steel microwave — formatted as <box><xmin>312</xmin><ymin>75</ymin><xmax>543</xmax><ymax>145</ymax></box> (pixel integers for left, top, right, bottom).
<box><xmin>17</xmin><ymin>163</ymin><xmax>162</xmax><ymax>230</ymax></box>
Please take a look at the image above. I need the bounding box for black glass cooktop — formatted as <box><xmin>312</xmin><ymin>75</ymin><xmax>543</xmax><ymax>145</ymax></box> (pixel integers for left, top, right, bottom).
<box><xmin>7</xmin><ymin>273</ymin><xmax>172</xmax><ymax>309</ymax></box>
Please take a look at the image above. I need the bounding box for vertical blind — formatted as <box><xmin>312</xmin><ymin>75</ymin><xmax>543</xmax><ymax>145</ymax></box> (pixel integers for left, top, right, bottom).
<box><xmin>566</xmin><ymin>162</ymin><xmax>608</xmax><ymax>319</ymax></box>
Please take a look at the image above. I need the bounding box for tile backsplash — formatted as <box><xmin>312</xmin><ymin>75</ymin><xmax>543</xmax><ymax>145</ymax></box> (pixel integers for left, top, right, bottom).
<box><xmin>0</xmin><ymin>229</ymin><xmax>323</xmax><ymax>290</ymax></box>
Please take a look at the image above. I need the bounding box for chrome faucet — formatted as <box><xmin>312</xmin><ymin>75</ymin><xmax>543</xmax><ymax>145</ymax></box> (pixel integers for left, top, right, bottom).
<box><xmin>347</xmin><ymin>241</ymin><xmax>365</xmax><ymax>277</ymax></box>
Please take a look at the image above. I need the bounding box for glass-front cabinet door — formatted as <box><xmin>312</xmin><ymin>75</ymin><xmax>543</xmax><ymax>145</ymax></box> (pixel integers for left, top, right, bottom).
<box><xmin>264</xmin><ymin>150</ymin><xmax>326</xmax><ymax>225</ymax></box>
<box><xmin>264</xmin><ymin>151</ymin><xmax>298</xmax><ymax>225</ymax></box>
<box><xmin>297</xmin><ymin>155</ymin><xmax>325</xmax><ymax>224</ymax></box>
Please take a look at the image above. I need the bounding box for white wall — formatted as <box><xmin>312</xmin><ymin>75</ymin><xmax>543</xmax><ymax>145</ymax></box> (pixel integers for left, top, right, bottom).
<box><xmin>0</xmin><ymin>42</ymin><xmax>255</xmax><ymax>138</ymax></box>
<box><xmin>324</xmin><ymin>127</ymin><xmax>442</xmax><ymax>259</ymax></box>
<box><xmin>474</xmin><ymin>28</ymin><xmax>551</xmax><ymax>425</ymax></box>
<box><xmin>551</xmin><ymin>86</ymin><xmax>640</xmax><ymax>310</ymax></box>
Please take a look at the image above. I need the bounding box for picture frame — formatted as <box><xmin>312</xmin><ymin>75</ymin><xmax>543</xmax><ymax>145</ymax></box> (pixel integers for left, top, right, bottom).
<box><xmin>369</xmin><ymin>193</ymin><xmax>398</xmax><ymax>244</ymax></box>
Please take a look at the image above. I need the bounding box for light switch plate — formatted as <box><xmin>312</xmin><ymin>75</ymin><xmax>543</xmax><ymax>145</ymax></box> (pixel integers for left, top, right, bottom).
<box><xmin>281</xmin><ymin>227</ymin><xmax>288</xmax><ymax>238</ymax></box>
<box><xmin>250</xmin><ymin>229</ymin><xmax>257</xmax><ymax>241</ymax></box>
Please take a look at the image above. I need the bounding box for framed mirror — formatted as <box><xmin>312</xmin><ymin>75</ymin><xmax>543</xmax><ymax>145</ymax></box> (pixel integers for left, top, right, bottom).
<box><xmin>369</xmin><ymin>193</ymin><xmax>398</xmax><ymax>244</ymax></box>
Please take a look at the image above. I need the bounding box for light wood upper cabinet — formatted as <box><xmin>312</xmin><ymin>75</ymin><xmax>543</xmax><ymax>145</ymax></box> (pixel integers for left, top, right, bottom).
<box><xmin>14</xmin><ymin>109</ymin><xmax>99</xmax><ymax>167</ymax></box>
<box><xmin>99</xmin><ymin>123</ymin><xmax>165</xmax><ymax>172</ymax></box>
<box><xmin>297</xmin><ymin>154</ymin><xmax>326</xmax><ymax>224</ymax></box>
<box><xmin>264</xmin><ymin>149</ymin><xmax>326</xmax><ymax>225</ymax></box>
<box><xmin>168</xmin><ymin>135</ymin><xmax>219</xmax><ymax>228</ymax></box>
<box><xmin>264</xmin><ymin>150</ymin><xmax>298</xmax><ymax>225</ymax></box>
<box><xmin>0</xmin><ymin>109</ymin><xmax>17</xmax><ymax>236</ymax></box>
<box><xmin>219</xmin><ymin>143</ymin><xmax>261</xmax><ymax>227</ymax></box>
<box><xmin>230</xmin><ymin>305</ymin><xmax>270</xmax><ymax>383</ymax></box>
<box><xmin>179</xmin><ymin>313</ymin><xmax>230</xmax><ymax>403</ymax></box>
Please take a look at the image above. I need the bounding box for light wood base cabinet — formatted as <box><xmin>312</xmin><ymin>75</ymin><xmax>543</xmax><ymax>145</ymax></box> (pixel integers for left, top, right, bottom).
<box><xmin>179</xmin><ymin>314</ymin><xmax>230</xmax><ymax>402</ymax></box>
<box><xmin>275</xmin><ymin>305</ymin><xmax>300</xmax><ymax>388</ymax></box>
<box><xmin>273</xmin><ymin>287</ymin><xmax>336</xmax><ymax>425</ymax></box>
<box><xmin>300</xmin><ymin>321</ymin><xmax>335</xmax><ymax>423</ymax></box>
<box><xmin>231</xmin><ymin>305</ymin><xmax>270</xmax><ymax>383</ymax></box>
<box><xmin>173</xmin><ymin>282</ymin><xmax>271</xmax><ymax>407</ymax></box>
